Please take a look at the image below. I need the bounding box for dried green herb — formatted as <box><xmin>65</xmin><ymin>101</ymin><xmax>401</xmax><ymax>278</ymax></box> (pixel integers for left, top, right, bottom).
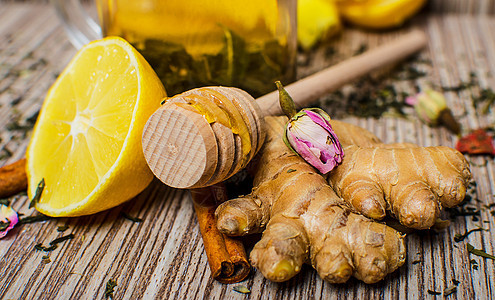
<box><xmin>50</xmin><ymin>234</ymin><xmax>74</xmax><ymax>245</ymax></box>
<box><xmin>25</xmin><ymin>110</ymin><xmax>40</xmax><ymax>127</ymax></box>
<box><xmin>29</xmin><ymin>178</ymin><xmax>45</xmax><ymax>208</ymax></box>
<box><xmin>427</xmin><ymin>289</ymin><xmax>441</xmax><ymax>295</ymax></box>
<box><xmin>287</xmin><ymin>169</ymin><xmax>297</xmax><ymax>173</ymax></box>
<box><xmin>485</xmin><ymin>203</ymin><xmax>495</xmax><ymax>209</ymax></box>
<box><xmin>474</xmin><ymin>88</ymin><xmax>495</xmax><ymax>114</ymax></box>
<box><xmin>444</xmin><ymin>286</ymin><xmax>457</xmax><ymax>296</ymax></box>
<box><xmin>11</xmin><ymin>96</ymin><xmax>22</xmax><ymax>106</ymax></box>
<box><xmin>42</xmin><ymin>255</ymin><xmax>51</xmax><ymax>264</ymax></box>
<box><xmin>446</xmin><ymin>205</ymin><xmax>480</xmax><ymax>220</ymax></box>
<box><xmin>0</xmin><ymin>220</ymin><xmax>11</xmax><ymax>231</ymax></box>
<box><xmin>467</xmin><ymin>243</ymin><xmax>495</xmax><ymax>260</ymax></box>
<box><xmin>411</xmin><ymin>259</ymin><xmax>422</xmax><ymax>265</ymax></box>
<box><xmin>470</xmin><ymin>259</ymin><xmax>479</xmax><ymax>270</ymax></box>
<box><xmin>441</xmin><ymin>72</ymin><xmax>477</xmax><ymax>92</ymax></box>
<box><xmin>321</xmin><ymin>55</ymin><xmax>429</xmax><ymax>119</ymax></box>
<box><xmin>443</xmin><ymin>279</ymin><xmax>460</xmax><ymax>296</ymax></box>
<box><xmin>19</xmin><ymin>214</ymin><xmax>51</xmax><ymax>224</ymax></box>
<box><xmin>233</xmin><ymin>285</ymin><xmax>251</xmax><ymax>294</ymax></box>
<box><xmin>121</xmin><ymin>212</ymin><xmax>143</xmax><ymax>223</ymax></box>
<box><xmin>57</xmin><ymin>225</ymin><xmax>69</xmax><ymax>232</ymax></box>
<box><xmin>454</xmin><ymin>227</ymin><xmax>485</xmax><ymax>242</ymax></box>
<box><xmin>35</xmin><ymin>243</ymin><xmax>57</xmax><ymax>252</ymax></box>
<box><xmin>0</xmin><ymin>147</ymin><xmax>13</xmax><ymax>160</ymax></box>
<box><xmin>353</xmin><ymin>43</ymin><xmax>368</xmax><ymax>56</ymax></box>
<box><xmin>34</xmin><ymin>234</ymin><xmax>74</xmax><ymax>252</ymax></box>
<box><xmin>6</xmin><ymin>119</ymin><xmax>33</xmax><ymax>132</ymax></box>
<box><xmin>105</xmin><ymin>279</ymin><xmax>117</xmax><ymax>299</ymax></box>
<box><xmin>442</xmin><ymin>72</ymin><xmax>495</xmax><ymax>115</ymax></box>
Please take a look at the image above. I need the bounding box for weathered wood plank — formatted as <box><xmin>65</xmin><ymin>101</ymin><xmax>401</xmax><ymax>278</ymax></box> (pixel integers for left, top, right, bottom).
<box><xmin>1</xmin><ymin>3</ymin><xmax>495</xmax><ymax>300</ymax></box>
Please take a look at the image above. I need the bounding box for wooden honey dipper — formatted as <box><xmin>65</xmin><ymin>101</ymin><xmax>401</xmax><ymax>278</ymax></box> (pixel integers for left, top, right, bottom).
<box><xmin>142</xmin><ymin>29</ymin><xmax>427</xmax><ymax>189</ymax></box>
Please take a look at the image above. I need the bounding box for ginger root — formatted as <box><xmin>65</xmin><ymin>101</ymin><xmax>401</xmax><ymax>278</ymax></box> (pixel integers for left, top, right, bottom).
<box><xmin>216</xmin><ymin>116</ymin><xmax>406</xmax><ymax>283</ymax></box>
<box><xmin>327</xmin><ymin>120</ymin><xmax>471</xmax><ymax>229</ymax></box>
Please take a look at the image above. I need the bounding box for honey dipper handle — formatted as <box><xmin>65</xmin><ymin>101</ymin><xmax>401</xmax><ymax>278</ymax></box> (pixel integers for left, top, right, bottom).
<box><xmin>256</xmin><ymin>29</ymin><xmax>428</xmax><ymax>116</ymax></box>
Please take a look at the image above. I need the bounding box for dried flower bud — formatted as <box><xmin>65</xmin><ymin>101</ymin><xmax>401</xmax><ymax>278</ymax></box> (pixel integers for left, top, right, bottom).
<box><xmin>276</xmin><ymin>82</ymin><xmax>343</xmax><ymax>173</ymax></box>
<box><xmin>284</xmin><ymin>109</ymin><xmax>344</xmax><ymax>174</ymax></box>
<box><xmin>0</xmin><ymin>204</ymin><xmax>18</xmax><ymax>238</ymax></box>
<box><xmin>406</xmin><ymin>89</ymin><xmax>461</xmax><ymax>134</ymax></box>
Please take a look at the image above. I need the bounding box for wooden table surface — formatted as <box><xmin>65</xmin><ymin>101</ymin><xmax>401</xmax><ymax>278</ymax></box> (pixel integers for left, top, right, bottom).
<box><xmin>1</xmin><ymin>3</ymin><xmax>495</xmax><ymax>300</ymax></box>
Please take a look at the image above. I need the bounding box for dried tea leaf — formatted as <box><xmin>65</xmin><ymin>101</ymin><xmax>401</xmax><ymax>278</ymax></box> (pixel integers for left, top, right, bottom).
<box><xmin>57</xmin><ymin>225</ymin><xmax>69</xmax><ymax>232</ymax></box>
<box><xmin>470</xmin><ymin>259</ymin><xmax>479</xmax><ymax>270</ymax></box>
<box><xmin>136</xmin><ymin>27</ymin><xmax>290</xmax><ymax>97</ymax></box>
<box><xmin>105</xmin><ymin>279</ymin><xmax>117</xmax><ymax>299</ymax></box>
<box><xmin>121</xmin><ymin>212</ymin><xmax>143</xmax><ymax>223</ymax></box>
<box><xmin>444</xmin><ymin>285</ymin><xmax>457</xmax><ymax>296</ymax></box>
<box><xmin>454</xmin><ymin>227</ymin><xmax>485</xmax><ymax>242</ymax></box>
<box><xmin>0</xmin><ymin>220</ymin><xmax>10</xmax><ymax>231</ymax></box>
<box><xmin>427</xmin><ymin>289</ymin><xmax>441</xmax><ymax>295</ymax></box>
<box><xmin>467</xmin><ymin>243</ymin><xmax>495</xmax><ymax>260</ymax></box>
<box><xmin>34</xmin><ymin>233</ymin><xmax>74</xmax><ymax>252</ymax></box>
<box><xmin>34</xmin><ymin>243</ymin><xmax>57</xmax><ymax>252</ymax></box>
<box><xmin>19</xmin><ymin>214</ymin><xmax>51</xmax><ymax>224</ymax></box>
<box><xmin>50</xmin><ymin>234</ymin><xmax>74</xmax><ymax>245</ymax></box>
<box><xmin>29</xmin><ymin>178</ymin><xmax>45</xmax><ymax>208</ymax></box>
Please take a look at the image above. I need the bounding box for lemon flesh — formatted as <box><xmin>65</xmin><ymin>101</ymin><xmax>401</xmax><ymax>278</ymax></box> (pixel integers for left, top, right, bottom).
<box><xmin>27</xmin><ymin>37</ymin><xmax>166</xmax><ymax>217</ymax></box>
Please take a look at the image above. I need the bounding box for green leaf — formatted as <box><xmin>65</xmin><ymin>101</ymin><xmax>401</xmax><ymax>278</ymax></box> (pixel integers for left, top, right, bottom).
<box><xmin>276</xmin><ymin>81</ymin><xmax>297</xmax><ymax>118</ymax></box>
<box><xmin>467</xmin><ymin>243</ymin><xmax>495</xmax><ymax>260</ymax></box>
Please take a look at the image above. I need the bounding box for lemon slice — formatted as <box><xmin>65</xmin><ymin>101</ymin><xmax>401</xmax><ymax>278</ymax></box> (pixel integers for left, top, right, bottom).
<box><xmin>26</xmin><ymin>36</ymin><xmax>166</xmax><ymax>217</ymax></box>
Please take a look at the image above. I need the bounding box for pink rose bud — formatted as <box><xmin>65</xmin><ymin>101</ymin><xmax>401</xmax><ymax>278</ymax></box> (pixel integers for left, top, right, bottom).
<box><xmin>284</xmin><ymin>109</ymin><xmax>344</xmax><ymax>174</ymax></box>
<box><xmin>276</xmin><ymin>81</ymin><xmax>344</xmax><ymax>174</ymax></box>
<box><xmin>0</xmin><ymin>204</ymin><xmax>19</xmax><ymax>239</ymax></box>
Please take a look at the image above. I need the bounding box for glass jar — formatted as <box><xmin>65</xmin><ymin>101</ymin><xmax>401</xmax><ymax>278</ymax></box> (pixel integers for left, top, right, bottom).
<box><xmin>52</xmin><ymin>0</ymin><xmax>297</xmax><ymax>97</ymax></box>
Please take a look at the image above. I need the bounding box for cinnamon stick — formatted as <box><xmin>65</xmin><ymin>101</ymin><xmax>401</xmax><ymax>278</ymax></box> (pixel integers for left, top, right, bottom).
<box><xmin>0</xmin><ymin>158</ymin><xmax>28</xmax><ymax>198</ymax></box>
<box><xmin>191</xmin><ymin>184</ymin><xmax>251</xmax><ymax>284</ymax></box>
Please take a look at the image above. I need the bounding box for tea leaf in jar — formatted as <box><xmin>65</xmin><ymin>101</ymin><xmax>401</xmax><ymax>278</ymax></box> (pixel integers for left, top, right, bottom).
<box><xmin>134</xmin><ymin>26</ymin><xmax>291</xmax><ymax>97</ymax></box>
<box><xmin>139</xmin><ymin>39</ymin><xmax>194</xmax><ymax>96</ymax></box>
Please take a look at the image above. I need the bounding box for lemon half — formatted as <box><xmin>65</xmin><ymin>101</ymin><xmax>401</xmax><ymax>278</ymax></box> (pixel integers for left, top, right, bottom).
<box><xmin>27</xmin><ymin>37</ymin><xmax>166</xmax><ymax>217</ymax></box>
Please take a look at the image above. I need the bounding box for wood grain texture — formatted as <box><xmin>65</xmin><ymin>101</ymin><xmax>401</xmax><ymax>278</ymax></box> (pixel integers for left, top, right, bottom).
<box><xmin>0</xmin><ymin>3</ymin><xmax>494</xmax><ymax>299</ymax></box>
<box><xmin>143</xmin><ymin>103</ymin><xmax>218</xmax><ymax>189</ymax></box>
